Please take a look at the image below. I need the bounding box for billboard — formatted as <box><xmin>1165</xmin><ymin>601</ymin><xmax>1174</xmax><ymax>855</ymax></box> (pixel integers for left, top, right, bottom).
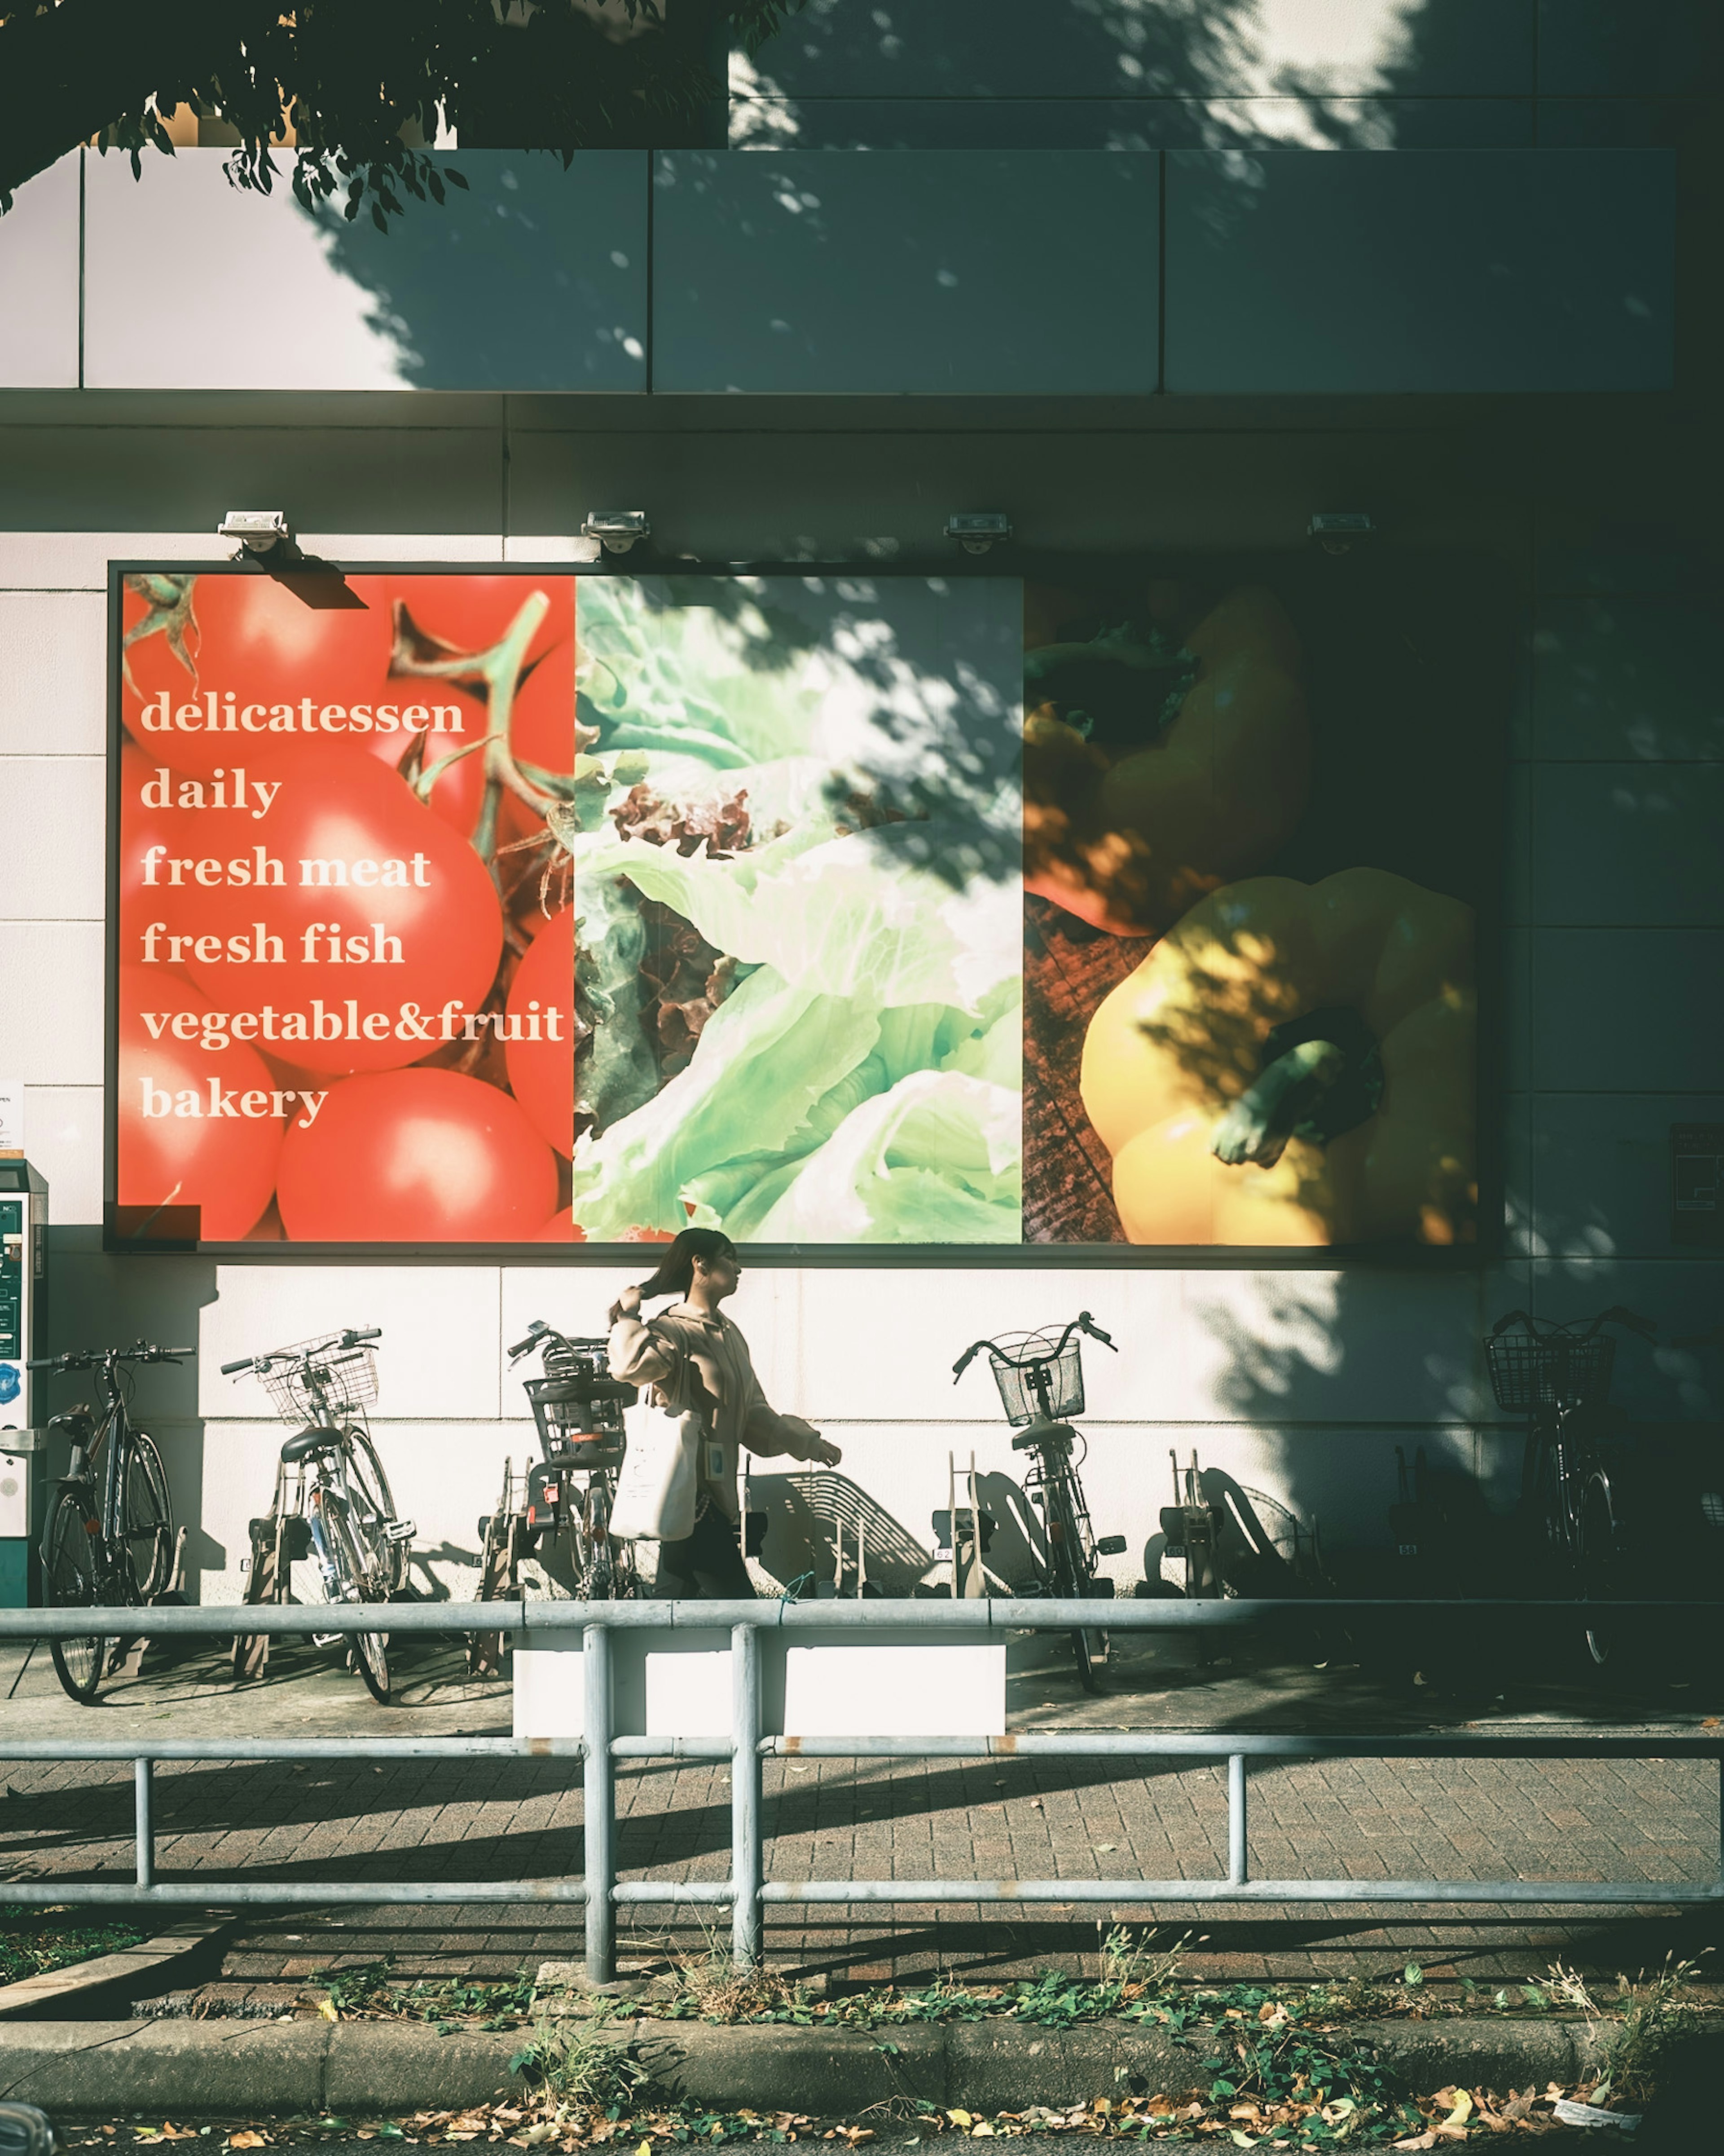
<box><xmin>108</xmin><ymin>559</ymin><xmax>1493</xmax><ymax>1254</ymax></box>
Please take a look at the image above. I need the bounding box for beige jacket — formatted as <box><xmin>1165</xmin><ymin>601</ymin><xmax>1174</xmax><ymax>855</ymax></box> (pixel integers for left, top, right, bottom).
<box><xmin>607</xmin><ymin>1306</ymin><xmax>825</xmax><ymax>1526</ymax></box>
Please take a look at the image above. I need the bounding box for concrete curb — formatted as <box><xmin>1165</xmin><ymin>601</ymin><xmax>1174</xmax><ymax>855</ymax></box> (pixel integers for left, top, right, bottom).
<box><xmin>0</xmin><ymin>2014</ymin><xmax>1652</xmax><ymax>2120</ymax></box>
<box><xmin>0</xmin><ymin>1926</ymin><xmax>226</xmax><ymax>2022</ymax></box>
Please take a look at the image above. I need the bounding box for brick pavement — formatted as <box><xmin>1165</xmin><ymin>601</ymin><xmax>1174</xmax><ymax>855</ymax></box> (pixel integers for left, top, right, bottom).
<box><xmin>3</xmin><ymin>1634</ymin><xmax>1721</xmax><ymax>1992</ymax></box>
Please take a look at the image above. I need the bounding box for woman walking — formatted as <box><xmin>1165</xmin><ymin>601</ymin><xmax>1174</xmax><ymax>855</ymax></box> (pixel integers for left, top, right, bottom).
<box><xmin>608</xmin><ymin>1228</ymin><xmax>840</xmax><ymax>1597</ymax></box>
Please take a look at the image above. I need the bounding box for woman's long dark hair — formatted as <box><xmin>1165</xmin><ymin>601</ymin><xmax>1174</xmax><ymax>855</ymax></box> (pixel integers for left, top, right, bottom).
<box><xmin>636</xmin><ymin>1227</ymin><xmax>735</xmax><ymax>1301</ymax></box>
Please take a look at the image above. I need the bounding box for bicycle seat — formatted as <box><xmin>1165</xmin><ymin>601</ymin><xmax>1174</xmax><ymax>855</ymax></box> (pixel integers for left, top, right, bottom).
<box><xmin>281</xmin><ymin>1424</ymin><xmax>346</xmax><ymax>1465</ymax></box>
<box><xmin>1012</xmin><ymin>1420</ymin><xmax>1076</xmax><ymax>1452</ymax></box>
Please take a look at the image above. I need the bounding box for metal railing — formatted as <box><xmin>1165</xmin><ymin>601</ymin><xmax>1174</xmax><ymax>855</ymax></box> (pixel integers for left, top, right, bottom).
<box><xmin>3</xmin><ymin>1597</ymin><xmax>1721</xmax><ymax>1985</ymax></box>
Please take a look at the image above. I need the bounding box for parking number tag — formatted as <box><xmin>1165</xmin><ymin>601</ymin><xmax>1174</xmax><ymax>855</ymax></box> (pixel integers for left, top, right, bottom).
<box><xmin>708</xmin><ymin>1445</ymin><xmax>725</xmax><ymax>1477</ymax></box>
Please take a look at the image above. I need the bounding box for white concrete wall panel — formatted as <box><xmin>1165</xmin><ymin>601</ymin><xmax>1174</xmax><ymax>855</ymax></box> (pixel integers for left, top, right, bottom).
<box><xmin>0</xmin><ymin>756</ymin><xmax>104</xmax><ymax>920</ymax></box>
<box><xmin>86</xmin><ymin>150</ymin><xmax>647</xmax><ymax>392</ymax></box>
<box><xmin>1164</xmin><ymin>149</ymin><xmax>1676</xmax><ymax>393</ymax></box>
<box><xmin>198</xmin><ymin>1265</ymin><xmax>503</xmax><ymax>1421</ymax></box>
<box><xmin>0</xmin><ymin>921</ymin><xmax>103</xmax><ymax>1085</ymax></box>
<box><xmin>20</xmin><ymin>1087</ymin><xmax>103</xmax><ymax>1226</ymax></box>
<box><xmin>651</xmin><ymin>151</ymin><xmax>1157</xmax><ymax>394</ymax></box>
<box><xmin>0</xmin><ymin>592</ymin><xmax>108</xmax><ymax>754</ymax></box>
<box><xmin>0</xmin><ymin>153</ymin><xmax>80</xmax><ymax>390</ymax></box>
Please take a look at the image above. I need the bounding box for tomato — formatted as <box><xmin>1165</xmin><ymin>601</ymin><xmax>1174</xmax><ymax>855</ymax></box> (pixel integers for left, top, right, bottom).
<box><xmin>122</xmin><ymin>571</ymin><xmax>392</xmax><ymax>781</ymax></box>
<box><xmin>275</xmin><ymin>1068</ymin><xmax>559</xmax><ymax>1241</ymax></box>
<box><xmin>387</xmin><ymin>575</ymin><xmax>573</xmax><ymax>667</ymax></box>
<box><xmin>534</xmin><ymin>1209</ymin><xmax>586</xmax><ymax>1243</ymax></box>
<box><xmin>167</xmin><ymin>752</ymin><xmax>503</xmax><ymax>1076</ymax></box>
<box><xmin>504</xmin><ymin>904</ymin><xmax>574</xmax><ymax>1155</ymax></box>
<box><xmin>116</xmin><ymin>965</ymin><xmax>285</xmax><ymax>1240</ymax></box>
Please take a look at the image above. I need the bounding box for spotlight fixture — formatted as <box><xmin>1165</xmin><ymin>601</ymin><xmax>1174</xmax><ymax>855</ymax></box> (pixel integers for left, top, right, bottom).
<box><xmin>946</xmin><ymin>511</ymin><xmax>1013</xmax><ymax>556</ymax></box>
<box><xmin>1307</xmin><ymin>511</ymin><xmax>1377</xmax><ymax>556</ymax></box>
<box><xmin>217</xmin><ymin>510</ymin><xmax>291</xmax><ymax>557</ymax></box>
<box><xmin>581</xmin><ymin>510</ymin><xmax>651</xmax><ymax>556</ymax></box>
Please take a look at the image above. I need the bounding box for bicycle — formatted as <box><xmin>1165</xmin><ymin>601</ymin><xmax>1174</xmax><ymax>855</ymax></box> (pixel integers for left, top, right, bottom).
<box><xmin>1485</xmin><ymin>1305</ymin><xmax>1654</xmax><ymax>1667</ymax></box>
<box><xmin>31</xmin><ymin>1339</ymin><xmax>187</xmax><ymax>1704</ymax></box>
<box><xmin>952</xmin><ymin>1310</ymin><xmax>1127</xmax><ymax>1692</ymax></box>
<box><xmin>223</xmin><ymin>1327</ymin><xmax>412</xmax><ymax>1702</ymax></box>
<box><xmin>471</xmin><ymin>1323</ymin><xmax>638</xmax><ymax>1673</ymax></box>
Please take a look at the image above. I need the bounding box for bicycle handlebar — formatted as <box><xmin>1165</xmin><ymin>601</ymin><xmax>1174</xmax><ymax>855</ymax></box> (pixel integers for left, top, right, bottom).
<box><xmin>28</xmin><ymin>1341</ymin><xmax>193</xmax><ymax>1371</ymax></box>
<box><xmin>1489</xmin><ymin>1305</ymin><xmax>1656</xmax><ymax>1343</ymax></box>
<box><xmin>508</xmin><ymin>1319</ymin><xmax>553</xmax><ymax>1362</ymax></box>
<box><xmin>951</xmin><ymin>1311</ymin><xmax>1118</xmax><ymax>1383</ymax></box>
<box><xmin>224</xmin><ymin>1327</ymin><xmax>383</xmax><ymax>1380</ymax></box>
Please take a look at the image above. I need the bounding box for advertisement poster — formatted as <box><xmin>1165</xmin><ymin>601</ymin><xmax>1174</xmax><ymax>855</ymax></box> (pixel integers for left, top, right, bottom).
<box><xmin>109</xmin><ymin>560</ymin><xmax>1491</xmax><ymax>1253</ymax></box>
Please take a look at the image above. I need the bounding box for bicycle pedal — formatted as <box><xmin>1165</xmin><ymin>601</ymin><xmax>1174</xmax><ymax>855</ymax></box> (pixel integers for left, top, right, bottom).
<box><xmin>383</xmin><ymin>1518</ymin><xmax>417</xmax><ymax>1543</ymax></box>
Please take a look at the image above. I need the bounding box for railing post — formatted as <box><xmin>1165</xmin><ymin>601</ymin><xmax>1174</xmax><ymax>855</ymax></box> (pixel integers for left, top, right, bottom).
<box><xmin>134</xmin><ymin>1757</ymin><xmax>155</xmax><ymax>1891</ymax></box>
<box><xmin>1227</xmin><ymin>1754</ymin><xmax>1248</xmax><ymax>1887</ymax></box>
<box><xmin>732</xmin><ymin>1623</ymin><xmax>763</xmax><ymax>1970</ymax></box>
<box><xmin>583</xmin><ymin>1623</ymin><xmax>615</xmax><ymax>1985</ymax></box>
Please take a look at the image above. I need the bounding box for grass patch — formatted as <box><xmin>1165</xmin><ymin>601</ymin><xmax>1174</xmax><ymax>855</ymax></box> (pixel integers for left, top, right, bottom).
<box><xmin>0</xmin><ymin>1905</ymin><xmax>146</xmax><ymax>1988</ymax></box>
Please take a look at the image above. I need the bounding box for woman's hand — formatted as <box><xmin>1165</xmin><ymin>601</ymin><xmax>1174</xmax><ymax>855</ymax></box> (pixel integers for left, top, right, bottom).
<box><xmin>809</xmin><ymin>1435</ymin><xmax>842</xmax><ymax>1467</ymax></box>
<box><xmin>608</xmin><ymin>1283</ymin><xmax>644</xmax><ymax>1326</ymax></box>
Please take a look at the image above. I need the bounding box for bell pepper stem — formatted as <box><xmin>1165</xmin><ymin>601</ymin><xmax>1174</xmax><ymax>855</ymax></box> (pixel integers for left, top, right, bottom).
<box><xmin>1210</xmin><ymin>1038</ymin><xmax>1347</xmax><ymax>1169</ymax></box>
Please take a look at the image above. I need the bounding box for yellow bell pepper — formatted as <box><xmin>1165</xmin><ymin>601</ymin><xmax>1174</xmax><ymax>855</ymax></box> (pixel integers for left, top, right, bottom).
<box><xmin>1024</xmin><ymin>583</ymin><xmax>1310</xmax><ymax>936</ymax></box>
<box><xmin>1080</xmin><ymin>868</ymin><xmax>1476</xmax><ymax>1246</ymax></box>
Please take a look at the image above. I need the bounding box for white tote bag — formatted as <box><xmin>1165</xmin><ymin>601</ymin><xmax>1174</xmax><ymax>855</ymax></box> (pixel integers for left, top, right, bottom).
<box><xmin>610</xmin><ymin>1402</ymin><xmax>700</xmax><ymax>1542</ymax></box>
<box><xmin>610</xmin><ymin>1328</ymin><xmax>702</xmax><ymax>1542</ymax></box>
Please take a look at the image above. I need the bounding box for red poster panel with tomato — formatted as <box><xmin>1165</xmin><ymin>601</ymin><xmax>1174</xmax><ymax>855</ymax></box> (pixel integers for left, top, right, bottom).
<box><xmin>112</xmin><ymin>569</ymin><xmax>580</xmax><ymax>1245</ymax></box>
<box><xmin>109</xmin><ymin>564</ymin><xmax>1029</xmax><ymax>1252</ymax></box>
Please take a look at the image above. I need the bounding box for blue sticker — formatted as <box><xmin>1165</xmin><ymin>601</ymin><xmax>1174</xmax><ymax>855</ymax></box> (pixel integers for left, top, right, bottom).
<box><xmin>0</xmin><ymin>1365</ymin><xmax>19</xmax><ymax>1405</ymax></box>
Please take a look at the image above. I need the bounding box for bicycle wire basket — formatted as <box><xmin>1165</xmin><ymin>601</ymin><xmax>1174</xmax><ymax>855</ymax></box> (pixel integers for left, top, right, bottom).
<box><xmin>257</xmin><ymin>1334</ymin><xmax>380</xmax><ymax>1427</ymax></box>
<box><xmin>1484</xmin><ymin>1327</ymin><xmax>1616</xmax><ymax>1411</ymax></box>
<box><xmin>982</xmin><ymin>1329</ymin><xmax>1086</xmax><ymax>1428</ymax></box>
<box><xmin>525</xmin><ymin>1376</ymin><xmax>627</xmax><ymax>1467</ymax></box>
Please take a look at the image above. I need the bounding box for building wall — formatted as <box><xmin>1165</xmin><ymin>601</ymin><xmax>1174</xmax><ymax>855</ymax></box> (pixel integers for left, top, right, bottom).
<box><xmin>0</xmin><ymin>0</ymin><xmax>1718</xmax><ymax>1603</ymax></box>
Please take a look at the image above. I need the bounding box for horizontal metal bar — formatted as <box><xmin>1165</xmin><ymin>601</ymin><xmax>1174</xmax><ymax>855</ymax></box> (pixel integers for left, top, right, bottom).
<box><xmin>0</xmin><ymin>1879</ymin><xmax>587</xmax><ymax>1908</ymax></box>
<box><xmin>762</xmin><ymin>1731</ymin><xmax>1724</xmax><ymax>1761</ymax></box>
<box><xmin>0</xmin><ymin>1600</ymin><xmax>521</xmax><ymax>1639</ymax></box>
<box><xmin>611</xmin><ymin>1736</ymin><xmax>732</xmax><ymax>1759</ymax></box>
<box><xmin>6</xmin><ymin>1596</ymin><xmax>1723</xmax><ymax>1641</ymax></box>
<box><xmin>4</xmin><ymin>1730</ymin><xmax>1718</xmax><ymax>1767</ymax></box>
<box><xmin>613</xmin><ymin>1882</ymin><xmax>735</xmax><ymax>1905</ymax></box>
<box><xmin>0</xmin><ymin>1737</ymin><xmax>584</xmax><ymax>1763</ymax></box>
<box><xmin>762</xmin><ymin>1878</ymin><xmax>1724</xmax><ymax>1907</ymax></box>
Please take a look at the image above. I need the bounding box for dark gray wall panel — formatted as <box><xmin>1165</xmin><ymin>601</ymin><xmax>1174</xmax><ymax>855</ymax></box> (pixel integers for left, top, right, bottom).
<box><xmin>1529</xmin><ymin>1091</ymin><xmax>1724</xmax><ymax>1259</ymax></box>
<box><xmin>1529</xmin><ymin>929</ymin><xmax>1724</xmax><ymax>1090</ymax></box>
<box><xmin>729</xmin><ymin>97</ymin><xmax>1535</xmax><ymax>151</ymax></box>
<box><xmin>1532</xmin><ymin>599</ymin><xmax>1724</xmax><ymax>762</ymax></box>
<box><xmin>1531</xmin><ymin>763</ymin><xmax>1724</xmax><ymax>926</ymax></box>
<box><xmin>652</xmin><ymin>152</ymin><xmax>1157</xmax><ymax>394</ymax></box>
<box><xmin>1536</xmin><ymin>0</ymin><xmax>1721</xmax><ymax>96</ymax></box>
<box><xmin>1164</xmin><ymin>149</ymin><xmax>1674</xmax><ymax>393</ymax></box>
<box><xmin>748</xmin><ymin>0</ymin><xmax>1536</xmax><ymax>98</ymax></box>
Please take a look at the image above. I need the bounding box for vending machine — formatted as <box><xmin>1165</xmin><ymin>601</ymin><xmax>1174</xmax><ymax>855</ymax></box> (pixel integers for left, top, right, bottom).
<box><xmin>0</xmin><ymin>1161</ymin><xmax>48</xmax><ymax>1606</ymax></box>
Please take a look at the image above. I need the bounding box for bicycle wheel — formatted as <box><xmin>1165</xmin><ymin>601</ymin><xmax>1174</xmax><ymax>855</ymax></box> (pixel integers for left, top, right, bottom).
<box><xmin>312</xmin><ymin>1491</ymin><xmax>391</xmax><ymax>1704</ymax></box>
<box><xmin>122</xmin><ymin>1431</ymin><xmax>175</xmax><ymax>1600</ymax></box>
<box><xmin>343</xmin><ymin>1428</ymin><xmax>406</xmax><ymax>1595</ymax></box>
<box><xmin>1579</xmin><ymin>1477</ymin><xmax>1620</xmax><ymax>1668</ymax></box>
<box><xmin>42</xmin><ymin>1489</ymin><xmax>114</xmax><ymax>1704</ymax></box>
<box><xmin>1043</xmin><ymin>1480</ymin><xmax>1103</xmax><ymax>1693</ymax></box>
